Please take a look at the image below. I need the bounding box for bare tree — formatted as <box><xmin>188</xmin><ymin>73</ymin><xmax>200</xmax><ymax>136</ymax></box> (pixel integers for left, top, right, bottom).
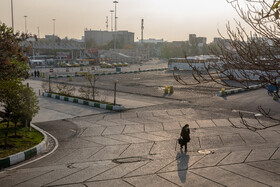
<box><xmin>56</xmin><ymin>83</ymin><xmax>76</xmax><ymax>96</ymax></box>
<box><xmin>174</xmin><ymin>0</ymin><xmax>280</xmax><ymax>89</ymax></box>
<box><xmin>173</xmin><ymin>0</ymin><xmax>280</xmax><ymax>131</ymax></box>
<box><xmin>79</xmin><ymin>72</ymin><xmax>99</xmax><ymax>100</ymax></box>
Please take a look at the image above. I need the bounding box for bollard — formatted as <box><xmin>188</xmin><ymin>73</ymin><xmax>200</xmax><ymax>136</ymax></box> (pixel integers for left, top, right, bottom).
<box><xmin>39</xmin><ymin>89</ymin><xmax>41</xmax><ymax>96</ymax></box>
<box><xmin>170</xmin><ymin>86</ymin><xmax>174</xmax><ymax>94</ymax></box>
<box><xmin>69</xmin><ymin>75</ymin><xmax>72</xmax><ymax>82</ymax></box>
<box><xmin>221</xmin><ymin>88</ymin><xmax>226</xmax><ymax>97</ymax></box>
<box><xmin>164</xmin><ymin>86</ymin><xmax>168</xmax><ymax>94</ymax></box>
<box><xmin>273</xmin><ymin>91</ymin><xmax>279</xmax><ymax>100</ymax></box>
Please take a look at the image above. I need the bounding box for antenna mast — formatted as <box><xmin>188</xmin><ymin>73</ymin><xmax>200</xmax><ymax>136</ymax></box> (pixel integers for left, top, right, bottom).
<box><xmin>106</xmin><ymin>16</ymin><xmax>109</xmax><ymax>31</ymax></box>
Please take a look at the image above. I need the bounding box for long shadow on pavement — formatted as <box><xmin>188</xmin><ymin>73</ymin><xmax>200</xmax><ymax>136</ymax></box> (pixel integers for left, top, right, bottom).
<box><xmin>176</xmin><ymin>150</ymin><xmax>190</xmax><ymax>183</ymax></box>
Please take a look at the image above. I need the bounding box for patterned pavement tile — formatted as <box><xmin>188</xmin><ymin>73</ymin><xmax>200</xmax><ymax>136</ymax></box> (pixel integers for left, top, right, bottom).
<box><xmin>191</xmin><ymin>167</ymin><xmax>267</xmax><ymax>187</ymax></box>
<box><xmin>159</xmin><ymin>170</ymin><xmax>224</xmax><ymax>187</ymax></box>
<box><xmin>220</xmin><ymin>163</ymin><xmax>280</xmax><ymax>186</ymax></box>
<box><xmin>124</xmin><ymin>174</ymin><xmax>178</xmax><ymax>187</ymax></box>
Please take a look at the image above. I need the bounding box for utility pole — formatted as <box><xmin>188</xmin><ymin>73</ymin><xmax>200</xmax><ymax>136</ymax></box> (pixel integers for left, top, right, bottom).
<box><xmin>114</xmin><ymin>80</ymin><xmax>118</xmax><ymax>105</ymax></box>
<box><xmin>11</xmin><ymin>0</ymin><xmax>14</xmax><ymax>33</ymax></box>
<box><xmin>141</xmin><ymin>19</ymin><xmax>144</xmax><ymax>44</ymax></box>
<box><xmin>24</xmin><ymin>15</ymin><xmax>27</xmax><ymax>33</ymax></box>
<box><xmin>37</xmin><ymin>27</ymin><xmax>40</xmax><ymax>38</ymax></box>
<box><xmin>52</xmin><ymin>19</ymin><xmax>56</xmax><ymax>36</ymax></box>
<box><xmin>113</xmin><ymin>1</ymin><xmax>118</xmax><ymax>50</ymax></box>
<box><xmin>110</xmin><ymin>10</ymin><xmax>114</xmax><ymax>32</ymax></box>
<box><xmin>113</xmin><ymin>1</ymin><xmax>118</xmax><ymax>32</ymax></box>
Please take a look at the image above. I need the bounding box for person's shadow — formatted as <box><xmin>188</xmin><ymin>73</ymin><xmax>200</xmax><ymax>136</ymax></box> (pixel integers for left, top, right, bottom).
<box><xmin>176</xmin><ymin>149</ymin><xmax>190</xmax><ymax>183</ymax></box>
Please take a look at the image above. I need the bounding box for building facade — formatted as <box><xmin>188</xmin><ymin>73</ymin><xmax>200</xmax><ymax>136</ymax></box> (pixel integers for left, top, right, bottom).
<box><xmin>84</xmin><ymin>30</ymin><xmax>134</xmax><ymax>46</ymax></box>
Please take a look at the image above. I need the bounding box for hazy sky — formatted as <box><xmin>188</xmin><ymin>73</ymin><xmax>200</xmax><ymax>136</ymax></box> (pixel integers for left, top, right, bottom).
<box><xmin>0</xmin><ymin>0</ymin><xmax>248</xmax><ymax>42</ymax></box>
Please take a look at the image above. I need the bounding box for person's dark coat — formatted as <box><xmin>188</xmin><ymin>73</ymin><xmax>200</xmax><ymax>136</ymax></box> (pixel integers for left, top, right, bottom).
<box><xmin>180</xmin><ymin>124</ymin><xmax>190</xmax><ymax>145</ymax></box>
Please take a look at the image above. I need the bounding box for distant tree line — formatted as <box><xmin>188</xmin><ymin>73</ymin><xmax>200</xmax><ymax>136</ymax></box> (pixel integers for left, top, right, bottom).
<box><xmin>160</xmin><ymin>41</ymin><xmax>220</xmax><ymax>59</ymax></box>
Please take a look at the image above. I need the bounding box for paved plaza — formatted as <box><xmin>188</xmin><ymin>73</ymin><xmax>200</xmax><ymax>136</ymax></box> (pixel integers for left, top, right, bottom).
<box><xmin>1</xmin><ymin>107</ymin><xmax>280</xmax><ymax>186</ymax></box>
<box><xmin>1</xmin><ymin>71</ymin><xmax>280</xmax><ymax>186</ymax></box>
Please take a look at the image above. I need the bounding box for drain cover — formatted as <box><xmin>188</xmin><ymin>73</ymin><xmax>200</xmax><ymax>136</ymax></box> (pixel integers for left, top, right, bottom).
<box><xmin>112</xmin><ymin>157</ymin><xmax>151</xmax><ymax>164</ymax></box>
<box><xmin>198</xmin><ymin>150</ymin><xmax>213</xmax><ymax>155</ymax></box>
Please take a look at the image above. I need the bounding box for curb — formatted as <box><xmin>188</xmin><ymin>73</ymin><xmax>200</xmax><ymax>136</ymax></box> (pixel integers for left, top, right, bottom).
<box><xmin>0</xmin><ymin>124</ymin><xmax>48</xmax><ymax>170</ymax></box>
<box><xmin>217</xmin><ymin>80</ymin><xmax>280</xmax><ymax>97</ymax></box>
<box><xmin>42</xmin><ymin>92</ymin><xmax>125</xmax><ymax>111</ymax></box>
<box><xmin>49</xmin><ymin>68</ymin><xmax>168</xmax><ymax>79</ymax></box>
<box><xmin>217</xmin><ymin>84</ymin><xmax>264</xmax><ymax>96</ymax></box>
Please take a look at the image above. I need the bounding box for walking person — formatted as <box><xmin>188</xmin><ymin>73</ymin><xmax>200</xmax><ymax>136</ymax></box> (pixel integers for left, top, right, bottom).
<box><xmin>179</xmin><ymin>124</ymin><xmax>190</xmax><ymax>152</ymax></box>
<box><xmin>37</xmin><ymin>70</ymin><xmax>40</xmax><ymax>78</ymax></box>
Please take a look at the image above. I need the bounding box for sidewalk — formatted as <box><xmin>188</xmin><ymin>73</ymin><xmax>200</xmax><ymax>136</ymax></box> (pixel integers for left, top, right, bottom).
<box><xmin>25</xmin><ymin>79</ymin><xmax>166</xmax><ymax>112</ymax></box>
<box><xmin>0</xmin><ymin>108</ymin><xmax>279</xmax><ymax>186</ymax></box>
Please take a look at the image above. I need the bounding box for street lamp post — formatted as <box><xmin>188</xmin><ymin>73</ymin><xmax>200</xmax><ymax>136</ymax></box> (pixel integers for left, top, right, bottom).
<box><xmin>110</xmin><ymin>10</ymin><xmax>114</xmax><ymax>32</ymax></box>
<box><xmin>52</xmin><ymin>19</ymin><xmax>56</xmax><ymax>36</ymax></box>
<box><xmin>113</xmin><ymin>1</ymin><xmax>118</xmax><ymax>50</ymax></box>
<box><xmin>114</xmin><ymin>80</ymin><xmax>118</xmax><ymax>105</ymax></box>
<box><xmin>11</xmin><ymin>0</ymin><xmax>14</xmax><ymax>33</ymax></box>
<box><xmin>24</xmin><ymin>15</ymin><xmax>27</xmax><ymax>33</ymax></box>
<box><xmin>37</xmin><ymin>27</ymin><xmax>40</xmax><ymax>38</ymax></box>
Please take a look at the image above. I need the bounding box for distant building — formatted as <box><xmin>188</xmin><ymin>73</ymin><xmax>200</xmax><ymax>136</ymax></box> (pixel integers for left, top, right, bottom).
<box><xmin>138</xmin><ymin>38</ymin><xmax>164</xmax><ymax>44</ymax></box>
<box><xmin>188</xmin><ymin>34</ymin><xmax>207</xmax><ymax>46</ymax></box>
<box><xmin>189</xmin><ymin>34</ymin><xmax>196</xmax><ymax>43</ymax></box>
<box><xmin>213</xmin><ymin>37</ymin><xmax>223</xmax><ymax>43</ymax></box>
<box><xmin>45</xmin><ymin>35</ymin><xmax>60</xmax><ymax>40</ymax></box>
<box><xmin>84</xmin><ymin>29</ymin><xmax>134</xmax><ymax>46</ymax></box>
<box><xmin>196</xmin><ymin>37</ymin><xmax>207</xmax><ymax>47</ymax></box>
<box><xmin>99</xmin><ymin>48</ymin><xmax>149</xmax><ymax>63</ymax></box>
<box><xmin>116</xmin><ymin>31</ymin><xmax>135</xmax><ymax>45</ymax></box>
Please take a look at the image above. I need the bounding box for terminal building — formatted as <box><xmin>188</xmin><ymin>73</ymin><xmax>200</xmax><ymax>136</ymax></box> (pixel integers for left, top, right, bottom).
<box><xmin>84</xmin><ymin>29</ymin><xmax>134</xmax><ymax>46</ymax></box>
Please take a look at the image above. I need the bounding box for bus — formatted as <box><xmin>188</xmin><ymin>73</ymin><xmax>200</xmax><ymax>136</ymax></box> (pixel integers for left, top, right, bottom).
<box><xmin>168</xmin><ymin>55</ymin><xmax>220</xmax><ymax>70</ymax></box>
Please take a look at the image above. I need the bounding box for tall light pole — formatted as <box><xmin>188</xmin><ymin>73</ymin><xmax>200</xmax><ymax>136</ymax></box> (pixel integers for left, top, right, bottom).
<box><xmin>141</xmin><ymin>19</ymin><xmax>144</xmax><ymax>44</ymax></box>
<box><xmin>110</xmin><ymin>10</ymin><xmax>114</xmax><ymax>32</ymax></box>
<box><xmin>37</xmin><ymin>27</ymin><xmax>40</xmax><ymax>38</ymax></box>
<box><xmin>11</xmin><ymin>0</ymin><xmax>14</xmax><ymax>33</ymax></box>
<box><xmin>113</xmin><ymin>1</ymin><xmax>118</xmax><ymax>32</ymax></box>
<box><xmin>52</xmin><ymin>19</ymin><xmax>56</xmax><ymax>36</ymax></box>
<box><xmin>24</xmin><ymin>15</ymin><xmax>27</xmax><ymax>33</ymax></box>
<box><xmin>113</xmin><ymin>1</ymin><xmax>118</xmax><ymax>50</ymax></box>
<box><xmin>114</xmin><ymin>80</ymin><xmax>118</xmax><ymax>105</ymax></box>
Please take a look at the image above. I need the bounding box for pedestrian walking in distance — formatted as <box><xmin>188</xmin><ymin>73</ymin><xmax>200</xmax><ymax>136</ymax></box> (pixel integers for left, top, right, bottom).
<box><xmin>37</xmin><ymin>70</ymin><xmax>40</xmax><ymax>78</ymax></box>
<box><xmin>179</xmin><ymin>124</ymin><xmax>190</xmax><ymax>152</ymax></box>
